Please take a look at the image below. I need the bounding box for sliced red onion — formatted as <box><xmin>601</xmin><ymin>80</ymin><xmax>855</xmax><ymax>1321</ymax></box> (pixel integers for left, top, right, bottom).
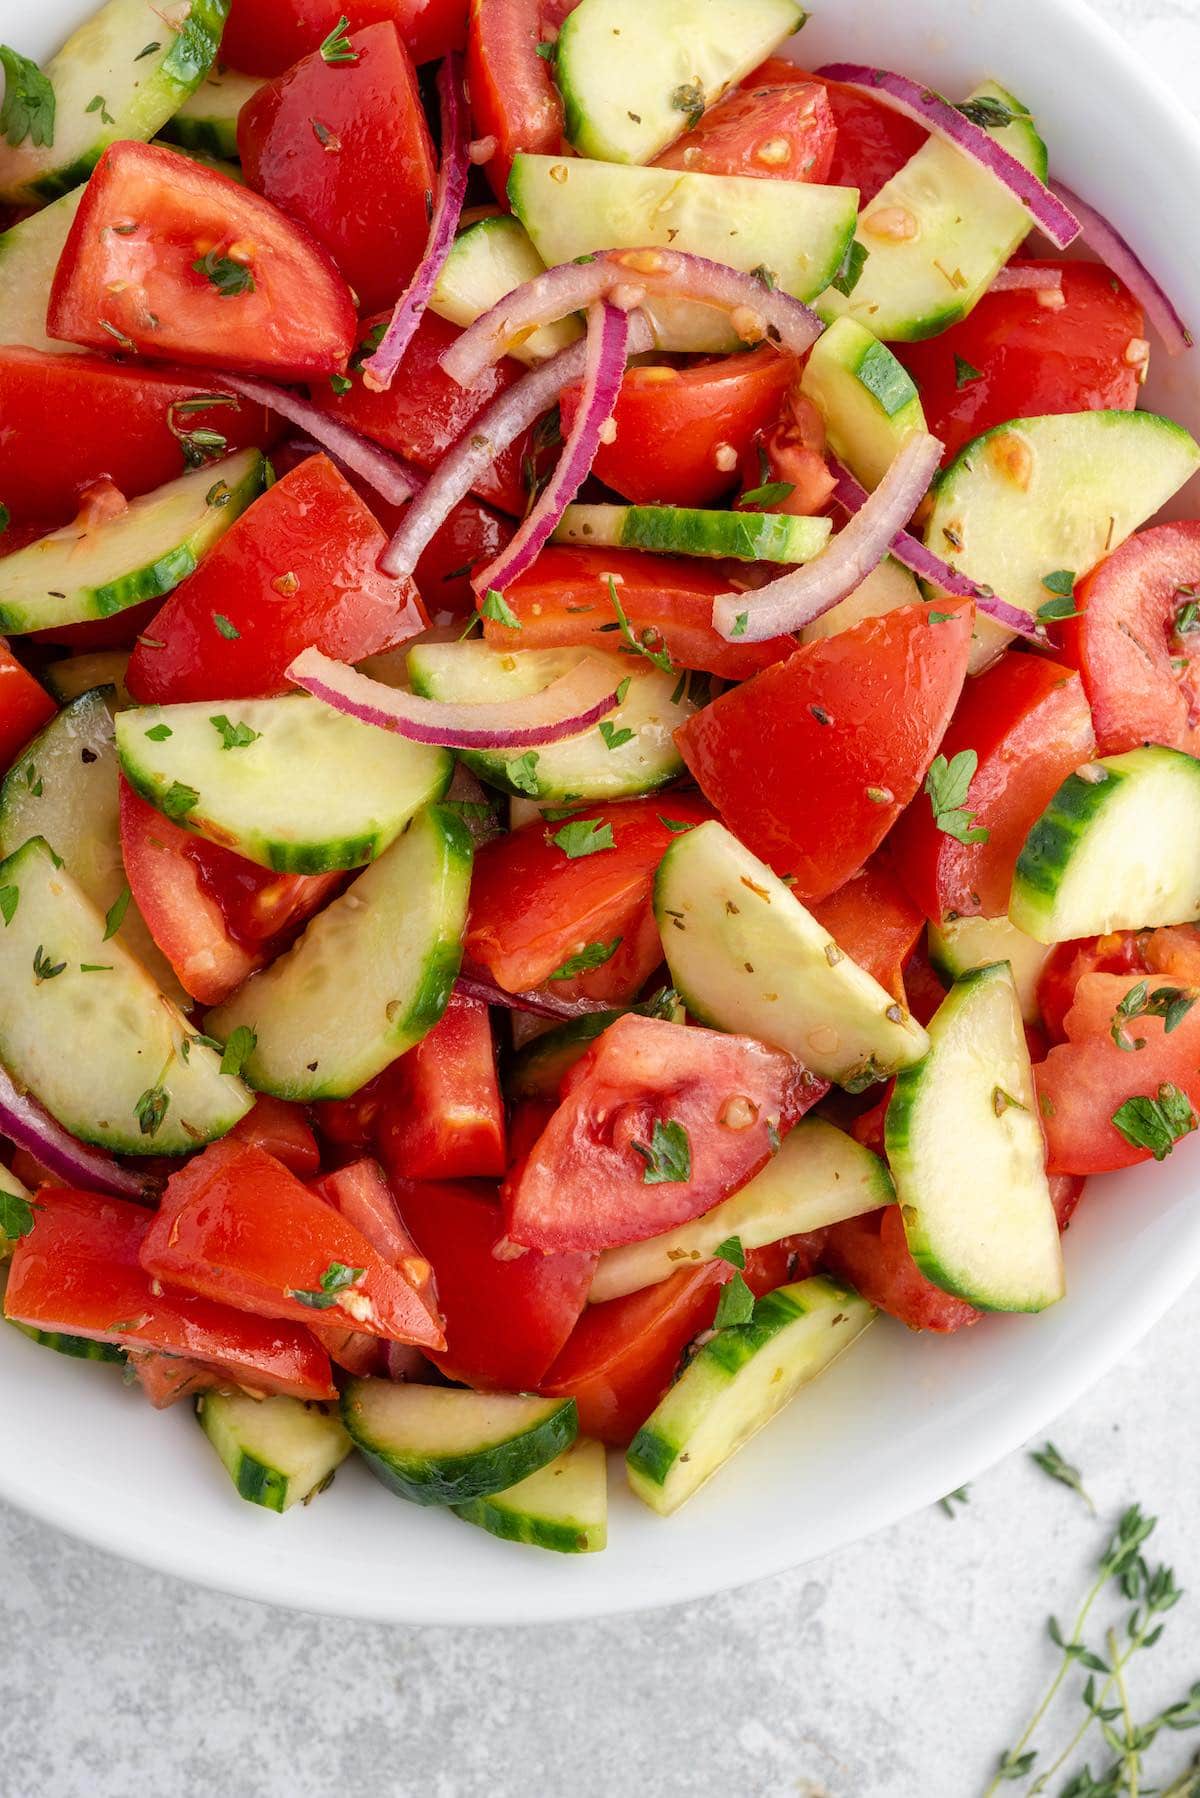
<box><xmin>0</xmin><ymin>1064</ymin><xmax>150</xmax><ymax>1201</ymax></box>
<box><xmin>456</xmin><ymin>973</ymin><xmax>616</xmax><ymax>1021</ymax></box>
<box><xmin>288</xmin><ymin>645</ymin><xmax>620</xmax><ymax>748</ymax></box>
<box><xmin>361</xmin><ymin>54</ymin><xmax>470</xmax><ymax>392</ymax></box>
<box><xmin>830</xmin><ymin>460</ymin><xmax>1043</xmax><ymax>641</ymax></box>
<box><xmin>472</xmin><ymin>301</ymin><xmax>628</xmax><ymax>593</ymax></box>
<box><xmin>218</xmin><ymin>374</ymin><xmax>418</xmax><ymax>506</ymax></box>
<box><xmin>988</xmin><ymin>263</ymin><xmax>1063</xmax><ymax>293</ymax></box>
<box><xmin>440</xmin><ymin>248</ymin><xmax>823</xmax><ymax>389</ymax></box>
<box><xmin>713</xmin><ymin>434</ymin><xmax>943</xmax><ymax>641</ymax></box>
<box><xmin>1052</xmin><ymin>182</ymin><xmax>1193</xmax><ymax>356</ymax></box>
<box><xmin>816</xmin><ymin>64</ymin><xmax>1079</xmax><ymax>250</ymax></box>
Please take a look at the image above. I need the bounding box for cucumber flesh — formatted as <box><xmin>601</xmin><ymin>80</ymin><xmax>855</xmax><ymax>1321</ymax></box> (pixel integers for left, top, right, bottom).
<box><xmin>207</xmin><ymin>804</ymin><xmax>473</xmax><ymax>1100</ymax></box>
<box><xmin>342</xmin><ymin>1380</ymin><xmax>578</xmax><ymax>1506</ymax></box>
<box><xmin>654</xmin><ymin>819</ymin><xmax>929</xmax><ymax>1088</ymax></box>
<box><xmin>452</xmin><ymin>1437</ymin><xmax>608</xmax><ymax>1554</ymax></box>
<box><xmin>0</xmin><ymin>0</ymin><xmax>230</xmax><ymax>204</ymax></box>
<box><xmin>431</xmin><ymin>214</ymin><xmax>580</xmax><ymax>364</ymax></box>
<box><xmin>0</xmin><ymin>187</ymin><xmax>84</xmax><ymax>353</ymax></box>
<box><xmin>928</xmin><ymin>914</ymin><xmax>1049</xmax><ymax>1024</ymax></box>
<box><xmin>159</xmin><ymin>69</ymin><xmax>263</xmax><ymax>161</ymax></box>
<box><xmin>799</xmin><ymin>557</ymin><xmax>921</xmax><ymax>642</ymax></box>
<box><xmin>553</xmin><ymin>504</ymin><xmax>831</xmax><ymax>564</ymax></box>
<box><xmin>626</xmin><ymin>1276</ymin><xmax>874</xmax><ymax>1515</ymax></box>
<box><xmin>0</xmin><ymin>837</ymin><xmax>251</xmax><ymax>1153</ymax></box>
<box><xmin>1010</xmin><ymin>746</ymin><xmax>1200</xmax><ymax>943</ymax></box>
<box><xmin>591</xmin><ymin>1115</ymin><xmax>894</xmax><ymax>1303</ymax></box>
<box><xmin>818</xmin><ymin>82</ymin><xmax>1047</xmax><ymax>343</ymax></box>
<box><xmin>407</xmin><ymin>642</ymin><xmax>694</xmax><ymax>802</ymax></box>
<box><xmin>510</xmin><ymin>153</ymin><xmax>858</xmax><ymax>353</ymax></box>
<box><xmin>555</xmin><ymin>0</ymin><xmax>804</xmax><ymax>165</ymax></box>
<box><xmin>924</xmin><ymin>410</ymin><xmax>1200</xmax><ymax>673</ymax></box>
<box><xmin>43</xmin><ymin>650</ymin><xmax>131</xmax><ymax>706</ymax></box>
<box><xmin>885</xmin><ymin>961</ymin><xmax>1064</xmax><ymax>1311</ymax></box>
<box><xmin>116</xmin><ymin>695</ymin><xmax>452</xmax><ymax>874</ymax></box>
<box><xmin>799</xmin><ymin>315</ymin><xmax>925</xmax><ymax>490</ymax></box>
<box><xmin>197</xmin><ymin>1391</ymin><xmax>351</xmax><ymax>1512</ymax></box>
<box><xmin>0</xmin><ymin>689</ymin><xmax>187</xmax><ymax>1004</ymax></box>
<box><xmin>0</xmin><ymin>449</ymin><xmax>266</xmax><ymax>634</ymax></box>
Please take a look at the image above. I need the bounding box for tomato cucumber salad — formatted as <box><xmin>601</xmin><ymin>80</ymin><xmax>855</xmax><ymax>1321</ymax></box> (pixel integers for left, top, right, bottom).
<box><xmin>0</xmin><ymin>0</ymin><xmax>1196</xmax><ymax>1557</ymax></box>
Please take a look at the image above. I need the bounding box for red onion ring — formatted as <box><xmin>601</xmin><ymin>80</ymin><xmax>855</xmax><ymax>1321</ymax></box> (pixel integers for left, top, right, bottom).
<box><xmin>439</xmin><ymin>247</ymin><xmax>824</xmax><ymax>389</ymax></box>
<box><xmin>288</xmin><ymin>645</ymin><xmax>621</xmax><ymax>749</ymax></box>
<box><xmin>456</xmin><ymin>973</ymin><xmax>617</xmax><ymax>1021</ymax></box>
<box><xmin>0</xmin><ymin>1064</ymin><xmax>151</xmax><ymax>1201</ymax></box>
<box><xmin>218</xmin><ymin>374</ymin><xmax>418</xmax><ymax>506</ymax></box>
<box><xmin>988</xmin><ymin>263</ymin><xmax>1064</xmax><ymax>293</ymax></box>
<box><xmin>816</xmin><ymin>64</ymin><xmax>1079</xmax><ymax>250</ymax></box>
<box><xmin>472</xmin><ymin>301</ymin><xmax>629</xmax><ymax>593</ymax></box>
<box><xmin>713</xmin><ymin>434</ymin><xmax>943</xmax><ymax>641</ymax></box>
<box><xmin>1051</xmin><ymin>182</ymin><xmax>1193</xmax><ymax>357</ymax></box>
<box><xmin>361</xmin><ymin>54</ymin><xmax>470</xmax><ymax>392</ymax></box>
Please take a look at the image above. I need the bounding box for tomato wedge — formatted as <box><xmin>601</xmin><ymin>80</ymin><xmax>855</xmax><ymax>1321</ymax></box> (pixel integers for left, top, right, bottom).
<box><xmin>376</xmin><ymin>992</ymin><xmax>506</xmax><ymax>1180</ymax></box>
<box><xmin>129</xmin><ymin>1354</ymin><xmax>226</xmax><ymax>1408</ymax></box>
<box><xmin>239</xmin><ymin>25</ymin><xmax>437</xmax><ymax>316</ymax></box>
<box><xmin>227</xmin><ymin>1094</ymin><xmax>321</xmax><ymax>1178</ymax></box>
<box><xmin>4</xmin><ymin>1188</ymin><xmax>336</xmax><ymax>1398</ymax></box>
<box><xmin>1036</xmin><ymin>932</ymin><xmax>1144</xmax><ymax>1042</ymax></box>
<box><xmin>466</xmin><ymin>0</ymin><xmax>566</xmax><ymax>198</ymax></box>
<box><xmin>415</xmin><ymin>497</ymin><xmax>513</xmax><ymax>620</ymax></box>
<box><xmin>481</xmin><ymin>546</ymin><xmax>793</xmax><ymax>679</ymax></box>
<box><xmin>465</xmin><ymin>794</ymin><xmax>712</xmax><ymax>998</ymax></box>
<box><xmin>223</xmin><ymin>0</ymin><xmax>467</xmax><ymax>76</ymax></box>
<box><xmin>504</xmin><ymin>1014</ymin><xmax>827</xmax><ymax>1253</ymax></box>
<box><xmin>752</xmin><ymin>60</ymin><xmax>926</xmax><ymax>202</ymax></box>
<box><xmin>47</xmin><ymin>142</ymin><xmax>357</xmax><ymax>380</ymax></box>
<box><xmin>126</xmin><ymin>455</ymin><xmax>425</xmax><ymax>705</ymax></box>
<box><xmin>0</xmin><ymin>647</ymin><xmax>55</xmax><ymax>774</ymax></box>
<box><xmin>141</xmin><ymin>1141</ymin><xmax>445</xmax><ymax>1347</ymax></box>
<box><xmin>307</xmin><ymin>1156</ymin><xmax>430</xmax><ymax>1375</ymax></box>
<box><xmin>891</xmin><ymin>652</ymin><xmax>1095</xmax><ymax>923</ymax></box>
<box><xmin>656</xmin><ymin>78</ymin><xmax>836</xmax><ymax>182</ymax></box>
<box><xmin>821</xmin><ymin>1207</ymin><xmax>981</xmax><ymax>1333</ymax></box>
<box><xmin>675</xmin><ymin>602</ymin><xmax>973</xmax><ymax>900</ymax></box>
<box><xmin>558</xmin><ymin>348</ymin><xmax>797</xmax><ymax>509</ymax></box>
<box><xmin>809</xmin><ymin>856</ymin><xmax>924</xmax><ymax>1003</ymax></box>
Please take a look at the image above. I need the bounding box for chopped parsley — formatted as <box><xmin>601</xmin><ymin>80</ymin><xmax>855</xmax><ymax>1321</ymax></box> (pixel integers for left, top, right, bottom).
<box><xmin>548</xmin><ymin>937</ymin><xmax>622</xmax><ymax>980</ymax></box>
<box><xmin>738</xmin><ymin>480</ymin><xmax>794</xmax><ymax>509</ymax></box>
<box><xmin>213</xmin><ymin>613</ymin><xmax>240</xmax><ymax>640</ymax></box>
<box><xmin>829</xmin><ymin>238</ymin><xmax>869</xmax><ymax>299</ymax></box>
<box><xmin>0</xmin><ymin>884</ymin><xmax>17</xmax><ymax>927</ymax></box>
<box><xmin>1110</xmin><ymin>981</ymin><xmax>1197</xmax><ymax>1052</ymax></box>
<box><xmin>289</xmin><ymin>1261</ymin><xmax>365</xmax><ymax>1310</ymax></box>
<box><xmin>1173</xmin><ymin>585</ymin><xmax>1200</xmax><ymax>637</ymax></box>
<box><xmin>210</xmin><ymin>714</ymin><xmax>261</xmax><ymax>751</ymax></box>
<box><xmin>954</xmin><ymin>355</ymin><xmax>983</xmax><ymax>389</ymax></box>
<box><xmin>606</xmin><ymin>576</ymin><xmax>674</xmax><ymax>674</ymax></box>
<box><xmin>658</xmin><ymin>816</ymin><xmax>697</xmax><ymax>834</ymax></box>
<box><xmin>103</xmin><ymin>886</ymin><xmax>131</xmax><ymax>941</ymax></box>
<box><xmin>669</xmin><ymin>81</ymin><xmax>705</xmax><ymax>129</ymax></box>
<box><xmin>713</xmin><ymin>1268</ymin><xmax>755</xmax><ymax>1328</ymax></box>
<box><xmin>318</xmin><ymin>14</ymin><xmax>357</xmax><ymax>61</ymax></box>
<box><xmin>0</xmin><ymin>503</ymin><xmax>8</xmax><ymax>536</ymax></box>
<box><xmin>598</xmin><ymin>719</ymin><xmax>635</xmax><ymax>751</ymax></box>
<box><xmin>480</xmin><ymin>588</ymin><xmax>521</xmax><ymax>629</ymax></box>
<box><xmin>191</xmin><ymin>248</ymin><xmax>256</xmax><ymax>298</ymax></box>
<box><xmin>0</xmin><ymin>46</ymin><xmax>55</xmax><ymax>149</ymax></box>
<box><xmin>1111</xmin><ymin>1082</ymin><xmax>1197</xmax><ymax>1160</ymax></box>
<box><xmin>503</xmin><ymin>751</ymin><xmax>540</xmax><ymax>796</ymax></box>
<box><xmin>219</xmin><ymin>1025</ymin><xmax>257</xmax><ymax>1079</ymax></box>
<box><xmin>160</xmin><ymin>781</ymin><xmax>200</xmax><ymax>821</ymax></box>
<box><xmin>0</xmin><ymin>1188</ymin><xmax>37</xmax><ymax>1242</ymax></box>
<box><xmin>631</xmin><ymin>1117</ymin><xmax>691</xmax><ymax>1184</ymax></box>
<box><xmin>714</xmin><ymin>1235</ymin><xmax>745</xmax><ymax>1270</ymax></box>
<box><xmin>549</xmin><ymin>817</ymin><xmax>614</xmax><ymax>859</ymax></box>
<box><xmin>924</xmin><ymin>749</ymin><xmax>988</xmax><ymax>845</ymax></box>
<box><xmin>85</xmin><ymin>94</ymin><xmax>114</xmax><ymax>125</ymax></box>
<box><xmin>144</xmin><ymin>723</ymin><xmax>172</xmax><ymax>742</ymax></box>
<box><xmin>134</xmin><ymin>1085</ymin><xmax>169</xmax><ymax>1137</ymax></box>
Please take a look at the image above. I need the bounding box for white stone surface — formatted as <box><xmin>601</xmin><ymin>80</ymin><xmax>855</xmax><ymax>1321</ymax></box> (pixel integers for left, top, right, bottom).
<box><xmin>2</xmin><ymin>5</ymin><xmax>1199</xmax><ymax>1795</ymax></box>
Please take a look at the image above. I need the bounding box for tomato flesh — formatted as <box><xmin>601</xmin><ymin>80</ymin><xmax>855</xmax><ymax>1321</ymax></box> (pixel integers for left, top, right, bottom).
<box><xmin>655</xmin><ymin>79</ymin><xmax>835</xmax><ymax>182</ymax></box>
<box><xmin>376</xmin><ymin>992</ymin><xmax>506</xmax><ymax>1180</ymax></box>
<box><xmin>753</xmin><ymin>61</ymin><xmax>926</xmax><ymax>202</ymax></box>
<box><xmin>227</xmin><ymin>1094</ymin><xmax>321</xmax><ymax>1178</ymax></box>
<box><xmin>0</xmin><ymin>647</ymin><xmax>55</xmax><ymax>775</ymax></box>
<box><xmin>1036</xmin><ymin>932</ymin><xmax>1144</xmax><ymax>1043</ymax></box>
<box><xmin>466</xmin><ymin>0</ymin><xmax>566</xmax><ymax>198</ymax></box>
<box><xmin>223</xmin><ymin>0</ymin><xmax>467</xmax><ymax>76</ymax></box>
<box><xmin>822</xmin><ymin>1207</ymin><xmax>981</xmax><ymax>1333</ymax></box>
<box><xmin>809</xmin><ymin>856</ymin><xmax>924</xmax><ymax>1002</ymax></box>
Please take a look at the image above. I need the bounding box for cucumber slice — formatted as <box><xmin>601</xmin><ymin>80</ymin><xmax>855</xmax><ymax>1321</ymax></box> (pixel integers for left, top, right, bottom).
<box><xmin>8</xmin><ymin>1319</ymin><xmax>125</xmax><ymax>1362</ymax></box>
<box><xmin>0</xmin><ymin>689</ymin><xmax>187</xmax><ymax>1004</ymax></box>
<box><xmin>0</xmin><ymin>0</ymin><xmax>230</xmax><ymax>204</ymax></box>
<box><xmin>510</xmin><ymin>153</ymin><xmax>858</xmax><ymax>354</ymax></box>
<box><xmin>158</xmin><ymin>69</ymin><xmax>263</xmax><ymax>161</ymax></box>
<box><xmin>654</xmin><ymin>819</ymin><xmax>929</xmax><ymax>1088</ymax></box>
<box><xmin>342</xmin><ymin>1381</ymin><xmax>578</xmax><ymax>1507</ymax></box>
<box><xmin>924</xmin><ymin>410</ymin><xmax>1200</xmax><ymax>673</ymax></box>
<box><xmin>928</xmin><ymin>914</ymin><xmax>1049</xmax><ymax>1024</ymax></box>
<box><xmin>431</xmin><ymin>214</ymin><xmax>580</xmax><ymax>364</ymax></box>
<box><xmin>407</xmin><ymin>643</ymin><xmax>694</xmax><ymax>802</ymax></box>
<box><xmin>0</xmin><ymin>449</ymin><xmax>266</xmax><ymax>634</ymax></box>
<box><xmin>555</xmin><ymin>0</ymin><xmax>804</xmax><ymax>166</ymax></box>
<box><xmin>818</xmin><ymin>82</ymin><xmax>1047</xmax><ymax>343</ymax></box>
<box><xmin>197</xmin><ymin>1391</ymin><xmax>351</xmax><ymax>1512</ymax></box>
<box><xmin>799</xmin><ymin>556</ymin><xmax>920</xmax><ymax>642</ymax></box>
<box><xmin>0</xmin><ymin>837</ymin><xmax>251</xmax><ymax>1152</ymax></box>
<box><xmin>591</xmin><ymin>1115</ymin><xmax>893</xmax><ymax>1303</ymax></box>
<box><xmin>452</xmin><ymin>1437</ymin><xmax>608</xmax><ymax>1554</ymax></box>
<box><xmin>43</xmin><ymin>650</ymin><xmax>131</xmax><ymax>706</ymax></box>
<box><xmin>0</xmin><ymin>186</ymin><xmax>84</xmax><ymax>353</ymax></box>
<box><xmin>885</xmin><ymin>961</ymin><xmax>1063</xmax><ymax>1311</ymax></box>
<box><xmin>626</xmin><ymin>1276</ymin><xmax>874</xmax><ymax>1515</ymax></box>
<box><xmin>799</xmin><ymin>316</ymin><xmax>925</xmax><ymax>490</ymax></box>
<box><xmin>116</xmin><ymin>695</ymin><xmax>453</xmax><ymax>874</ymax></box>
<box><xmin>553</xmin><ymin>503</ymin><xmax>831</xmax><ymax>564</ymax></box>
<box><xmin>207</xmin><ymin>804</ymin><xmax>472</xmax><ymax>1099</ymax></box>
<box><xmin>1009</xmin><ymin>746</ymin><xmax>1200</xmax><ymax>943</ymax></box>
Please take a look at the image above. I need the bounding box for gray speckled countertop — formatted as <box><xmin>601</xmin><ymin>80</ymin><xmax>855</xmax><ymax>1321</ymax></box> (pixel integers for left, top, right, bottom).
<box><xmin>2</xmin><ymin>6</ymin><xmax>1199</xmax><ymax>1795</ymax></box>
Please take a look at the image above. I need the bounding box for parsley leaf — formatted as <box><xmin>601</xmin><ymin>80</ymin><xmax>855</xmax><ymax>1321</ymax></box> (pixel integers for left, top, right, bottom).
<box><xmin>829</xmin><ymin>238</ymin><xmax>869</xmax><ymax>298</ymax></box>
<box><xmin>954</xmin><ymin>354</ymin><xmax>983</xmax><ymax>389</ymax></box>
<box><xmin>480</xmin><ymin>588</ymin><xmax>521</xmax><ymax>629</ymax></box>
<box><xmin>658</xmin><ymin>816</ymin><xmax>697</xmax><ymax>834</ymax></box>
<box><xmin>210</xmin><ymin>714</ymin><xmax>261</xmax><ymax>751</ymax></box>
<box><xmin>318</xmin><ymin>14</ymin><xmax>357</xmax><ymax>60</ymax></box>
<box><xmin>213</xmin><ymin>613</ymin><xmax>240</xmax><ymax>640</ymax></box>
<box><xmin>548</xmin><ymin>937</ymin><xmax>622</xmax><ymax>980</ymax></box>
<box><xmin>1173</xmin><ymin>584</ymin><xmax>1200</xmax><ymax>637</ymax></box>
<box><xmin>134</xmin><ymin>1085</ymin><xmax>169</xmax><ymax>1137</ymax></box>
<box><xmin>219</xmin><ymin>1025</ymin><xmax>257</xmax><ymax>1079</ymax></box>
<box><xmin>0</xmin><ymin>1187</ymin><xmax>37</xmax><ymax>1241</ymax></box>
<box><xmin>924</xmin><ymin>750</ymin><xmax>988</xmax><ymax>845</ymax></box>
<box><xmin>714</xmin><ymin>1234</ymin><xmax>746</xmax><ymax>1270</ymax></box>
<box><xmin>1111</xmin><ymin>1082</ymin><xmax>1197</xmax><ymax>1160</ymax></box>
<box><xmin>191</xmin><ymin>248</ymin><xmax>256</xmax><ymax>297</ymax></box>
<box><xmin>534</xmin><ymin>39</ymin><xmax>556</xmax><ymax>60</ymax></box>
<box><xmin>549</xmin><ymin>818</ymin><xmax>614</xmax><ymax>859</ymax></box>
<box><xmin>713</xmin><ymin>1270</ymin><xmax>755</xmax><ymax>1328</ymax></box>
<box><xmin>0</xmin><ymin>884</ymin><xmax>17</xmax><ymax>927</ymax></box>
<box><xmin>1037</xmin><ymin>595</ymin><xmax>1081</xmax><ymax>623</ymax></box>
<box><xmin>0</xmin><ymin>46</ymin><xmax>55</xmax><ymax>149</ymax></box>
<box><xmin>103</xmin><ymin>886</ymin><xmax>131</xmax><ymax>941</ymax></box>
<box><xmin>0</xmin><ymin>503</ymin><xmax>8</xmax><ymax>536</ymax></box>
<box><xmin>504</xmin><ymin>750</ymin><xmax>540</xmax><ymax>796</ymax></box>
<box><xmin>599</xmin><ymin>719</ymin><xmax>635</xmax><ymax>751</ymax></box>
<box><xmin>738</xmin><ymin>480</ymin><xmax>795</xmax><ymax>509</ymax></box>
<box><xmin>85</xmin><ymin>94</ymin><xmax>114</xmax><ymax>125</ymax></box>
<box><xmin>670</xmin><ymin>81</ymin><xmax>705</xmax><ymax>128</ymax></box>
<box><xmin>1041</xmin><ymin>569</ymin><xmax>1076</xmax><ymax>597</ymax></box>
<box><xmin>289</xmin><ymin>1261</ymin><xmax>365</xmax><ymax>1310</ymax></box>
<box><xmin>160</xmin><ymin>781</ymin><xmax>199</xmax><ymax>821</ymax></box>
<box><xmin>144</xmin><ymin>722</ymin><xmax>172</xmax><ymax>741</ymax></box>
<box><xmin>606</xmin><ymin>576</ymin><xmax>674</xmax><ymax>674</ymax></box>
<box><xmin>1110</xmin><ymin>981</ymin><xmax>1197</xmax><ymax>1052</ymax></box>
<box><xmin>631</xmin><ymin>1117</ymin><xmax>691</xmax><ymax>1184</ymax></box>
<box><xmin>730</xmin><ymin>611</ymin><xmax>749</xmax><ymax>638</ymax></box>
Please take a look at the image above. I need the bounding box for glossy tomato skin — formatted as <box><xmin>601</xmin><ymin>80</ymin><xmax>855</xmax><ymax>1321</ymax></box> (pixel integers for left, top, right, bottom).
<box><xmin>239</xmin><ymin>25</ymin><xmax>436</xmax><ymax>316</ymax></box>
<box><xmin>4</xmin><ymin>1188</ymin><xmax>336</xmax><ymax>1398</ymax></box>
<box><xmin>465</xmin><ymin>794</ymin><xmax>712</xmax><ymax>996</ymax></box>
<box><xmin>822</xmin><ymin>1207</ymin><xmax>981</xmax><ymax>1333</ymax></box>
<box><xmin>737</xmin><ymin>386</ymin><xmax>836</xmax><ymax>518</ymax></box>
<box><xmin>0</xmin><ymin>348</ymin><xmax>278</xmax><ymax>529</ymax></box>
<box><xmin>227</xmin><ymin>1094</ymin><xmax>321</xmax><ymax>1178</ymax></box>
<box><xmin>481</xmin><ymin>545</ymin><xmax>793</xmax><ymax>679</ymax></box>
<box><xmin>126</xmin><ymin>455</ymin><xmax>425</xmax><ymax>704</ymax></box>
<box><xmin>0</xmin><ymin>648</ymin><xmax>55</xmax><ymax>774</ymax></box>
<box><xmin>504</xmin><ymin>1014</ymin><xmax>827</xmax><ymax>1253</ymax></box>
<box><xmin>395</xmin><ymin>1178</ymin><xmax>594</xmax><ymax>1389</ymax></box>
<box><xmin>377</xmin><ymin>992</ymin><xmax>506</xmax><ymax>1180</ymax></box>
<box><xmin>223</xmin><ymin>0</ymin><xmax>466</xmax><ymax>74</ymax></box>
<box><xmin>891</xmin><ymin>653</ymin><xmax>1095</xmax><ymax>923</ymax></box>
<box><xmin>307</xmin><ymin>1156</ymin><xmax>431</xmax><ymax>1373</ymax></box>
<box><xmin>415</xmin><ymin>496</ymin><xmax>513</xmax><ymax>619</ymax></box>
<box><xmin>466</xmin><ymin>0</ymin><xmax>566</xmax><ymax>198</ymax></box>
<box><xmin>809</xmin><ymin>855</ymin><xmax>924</xmax><ymax>1003</ymax></box>
<box><xmin>558</xmin><ymin>348</ymin><xmax>796</xmax><ymax>509</ymax></box>
<box><xmin>47</xmin><ymin>143</ymin><xmax>358</xmax><ymax>380</ymax></box>
<box><xmin>141</xmin><ymin>1141</ymin><xmax>445</xmax><ymax>1346</ymax></box>
<box><xmin>129</xmin><ymin>1354</ymin><xmax>225</xmax><ymax>1408</ymax></box>
<box><xmin>1036</xmin><ymin>932</ymin><xmax>1144</xmax><ymax>1043</ymax></box>
<box><xmin>896</xmin><ymin>263</ymin><xmax>1143</xmax><ymax>463</ymax></box>
<box><xmin>1060</xmin><ymin>524</ymin><xmax>1200</xmax><ymax>757</ymax></box>
<box><xmin>676</xmin><ymin>602</ymin><xmax>974</xmax><ymax>900</ymax></box>
<box><xmin>752</xmin><ymin>61</ymin><xmax>926</xmax><ymax>202</ymax></box>
<box><xmin>655</xmin><ymin>79</ymin><xmax>835</xmax><ymax>182</ymax></box>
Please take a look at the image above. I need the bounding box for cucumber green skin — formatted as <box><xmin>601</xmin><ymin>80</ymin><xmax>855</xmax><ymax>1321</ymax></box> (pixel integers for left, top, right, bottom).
<box><xmin>451</xmin><ymin>1491</ymin><xmax>605</xmax><ymax>1555</ymax></box>
<box><xmin>1009</xmin><ymin>763</ymin><xmax>1130</xmax><ymax>937</ymax></box>
<box><xmin>508</xmin><ymin>1012</ymin><xmax>619</xmax><ymax>1100</ymax></box>
<box><xmin>343</xmin><ymin>1390</ymin><xmax>579</xmax><ymax>1507</ymax></box>
<box><xmin>8</xmin><ymin>1321</ymin><xmax>124</xmax><ymax>1363</ymax></box>
<box><xmin>562</xmin><ymin>506</ymin><xmax>828</xmax><ymax>563</ymax></box>
<box><xmin>158</xmin><ymin>114</ymin><xmax>240</xmax><ymax>161</ymax></box>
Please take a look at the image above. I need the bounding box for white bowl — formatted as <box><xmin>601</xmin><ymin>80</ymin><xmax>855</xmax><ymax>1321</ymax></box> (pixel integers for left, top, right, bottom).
<box><xmin>5</xmin><ymin>0</ymin><xmax>1200</xmax><ymax>1626</ymax></box>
